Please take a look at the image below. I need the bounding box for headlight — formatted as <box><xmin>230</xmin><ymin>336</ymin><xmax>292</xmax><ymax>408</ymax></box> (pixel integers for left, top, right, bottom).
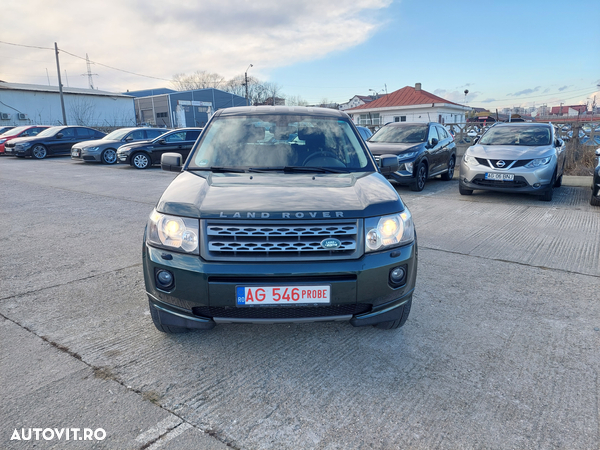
<box><xmin>525</xmin><ymin>156</ymin><xmax>552</xmax><ymax>168</ymax></box>
<box><xmin>463</xmin><ymin>154</ymin><xmax>478</xmax><ymax>166</ymax></box>
<box><xmin>397</xmin><ymin>151</ymin><xmax>418</xmax><ymax>160</ymax></box>
<box><xmin>0</xmin><ymin>139</ymin><xmax>6</xmax><ymax>144</ymax></box>
<box><xmin>147</xmin><ymin>210</ymin><xmax>199</xmax><ymax>254</ymax></box>
<box><xmin>20</xmin><ymin>142</ymin><xmax>32</xmax><ymax>149</ymax></box>
<box><xmin>365</xmin><ymin>210</ymin><xmax>414</xmax><ymax>253</ymax></box>
<box><xmin>87</xmin><ymin>146</ymin><xmax>100</xmax><ymax>152</ymax></box>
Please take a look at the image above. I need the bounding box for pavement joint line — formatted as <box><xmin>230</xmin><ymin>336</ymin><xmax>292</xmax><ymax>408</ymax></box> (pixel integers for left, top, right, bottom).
<box><xmin>0</xmin><ymin>263</ymin><xmax>144</xmax><ymax>302</ymax></box>
<box><xmin>0</xmin><ymin>312</ymin><xmax>239</xmax><ymax>450</ymax></box>
<box><xmin>144</xmin><ymin>423</ymin><xmax>193</xmax><ymax>450</ymax></box>
<box><xmin>421</xmin><ymin>246</ymin><xmax>600</xmax><ymax>279</ymax></box>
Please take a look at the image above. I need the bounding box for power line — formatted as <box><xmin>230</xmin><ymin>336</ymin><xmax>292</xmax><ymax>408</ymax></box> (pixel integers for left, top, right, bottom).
<box><xmin>58</xmin><ymin>48</ymin><xmax>171</xmax><ymax>82</ymax></box>
<box><xmin>0</xmin><ymin>40</ymin><xmax>171</xmax><ymax>83</ymax></box>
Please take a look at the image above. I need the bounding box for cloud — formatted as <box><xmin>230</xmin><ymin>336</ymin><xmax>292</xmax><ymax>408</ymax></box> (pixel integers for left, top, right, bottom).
<box><xmin>558</xmin><ymin>85</ymin><xmax>570</xmax><ymax>91</ymax></box>
<box><xmin>509</xmin><ymin>86</ymin><xmax>541</xmax><ymax>97</ymax></box>
<box><xmin>433</xmin><ymin>89</ymin><xmax>479</xmax><ymax>104</ymax></box>
<box><xmin>481</xmin><ymin>98</ymin><xmax>496</xmax><ymax>103</ymax></box>
<box><xmin>1</xmin><ymin>0</ymin><xmax>392</xmax><ymax>92</ymax></box>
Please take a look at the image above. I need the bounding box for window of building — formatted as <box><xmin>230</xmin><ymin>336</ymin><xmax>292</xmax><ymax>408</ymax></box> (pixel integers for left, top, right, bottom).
<box><xmin>156</xmin><ymin>112</ymin><xmax>168</xmax><ymax>118</ymax></box>
<box><xmin>400</xmin><ymin>116</ymin><xmax>406</xmax><ymax>122</ymax></box>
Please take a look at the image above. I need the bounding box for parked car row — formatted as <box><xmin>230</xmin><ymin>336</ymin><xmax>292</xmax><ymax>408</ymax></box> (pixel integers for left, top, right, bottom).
<box><xmin>0</xmin><ymin>125</ymin><xmax>203</xmax><ymax>170</ymax></box>
<box><xmin>365</xmin><ymin>121</ymin><xmax>583</xmax><ymax>204</ymax></box>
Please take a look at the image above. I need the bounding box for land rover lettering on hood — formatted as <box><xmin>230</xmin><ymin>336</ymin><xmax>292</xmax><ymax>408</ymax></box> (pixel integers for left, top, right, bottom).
<box><xmin>143</xmin><ymin>106</ymin><xmax>418</xmax><ymax>333</ymax></box>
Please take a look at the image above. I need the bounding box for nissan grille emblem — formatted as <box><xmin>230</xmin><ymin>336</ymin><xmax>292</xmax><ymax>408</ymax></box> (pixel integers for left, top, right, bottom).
<box><xmin>496</xmin><ymin>160</ymin><xmax>506</xmax><ymax>168</ymax></box>
<box><xmin>321</xmin><ymin>238</ymin><xmax>342</xmax><ymax>250</ymax></box>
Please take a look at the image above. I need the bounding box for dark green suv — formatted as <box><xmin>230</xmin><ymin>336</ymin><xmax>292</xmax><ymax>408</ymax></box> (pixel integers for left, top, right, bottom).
<box><xmin>143</xmin><ymin>106</ymin><xmax>418</xmax><ymax>332</ymax></box>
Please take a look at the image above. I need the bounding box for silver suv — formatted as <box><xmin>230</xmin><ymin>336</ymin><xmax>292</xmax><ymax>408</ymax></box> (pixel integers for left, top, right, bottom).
<box><xmin>459</xmin><ymin>122</ymin><xmax>566</xmax><ymax>201</ymax></box>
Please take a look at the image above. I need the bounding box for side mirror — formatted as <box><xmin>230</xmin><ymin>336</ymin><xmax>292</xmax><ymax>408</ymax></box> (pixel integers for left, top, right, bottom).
<box><xmin>125</xmin><ymin>136</ymin><xmax>134</xmax><ymax>142</ymax></box>
<box><xmin>56</xmin><ymin>133</ymin><xmax>63</xmax><ymax>139</ymax></box>
<box><xmin>595</xmin><ymin>148</ymin><xmax>600</xmax><ymax>157</ymax></box>
<box><xmin>554</xmin><ymin>139</ymin><xmax>562</xmax><ymax>147</ymax></box>
<box><xmin>428</xmin><ymin>137</ymin><xmax>438</xmax><ymax>148</ymax></box>
<box><xmin>473</xmin><ymin>136</ymin><xmax>480</xmax><ymax>144</ymax></box>
<box><xmin>161</xmin><ymin>152</ymin><xmax>183</xmax><ymax>172</ymax></box>
<box><xmin>378</xmin><ymin>154</ymin><xmax>399</xmax><ymax>175</ymax></box>
<box><xmin>158</xmin><ymin>139</ymin><xmax>167</xmax><ymax>145</ymax></box>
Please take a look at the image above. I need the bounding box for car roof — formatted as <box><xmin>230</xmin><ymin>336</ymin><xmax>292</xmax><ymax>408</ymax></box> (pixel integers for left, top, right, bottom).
<box><xmin>495</xmin><ymin>122</ymin><xmax>550</xmax><ymax>127</ymax></box>
<box><xmin>217</xmin><ymin>105</ymin><xmax>347</xmax><ymax>119</ymax></box>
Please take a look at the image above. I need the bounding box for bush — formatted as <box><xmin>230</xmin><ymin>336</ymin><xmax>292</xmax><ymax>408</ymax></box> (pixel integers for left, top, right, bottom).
<box><xmin>564</xmin><ymin>142</ymin><xmax>596</xmax><ymax>176</ymax></box>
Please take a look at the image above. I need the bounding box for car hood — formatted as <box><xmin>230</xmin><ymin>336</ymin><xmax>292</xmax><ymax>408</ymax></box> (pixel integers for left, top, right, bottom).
<box><xmin>118</xmin><ymin>140</ymin><xmax>153</xmax><ymax>151</ymax></box>
<box><xmin>367</xmin><ymin>142</ymin><xmax>423</xmax><ymax>155</ymax></box>
<box><xmin>74</xmin><ymin>138</ymin><xmax>114</xmax><ymax>148</ymax></box>
<box><xmin>467</xmin><ymin>144</ymin><xmax>555</xmax><ymax>159</ymax></box>
<box><xmin>6</xmin><ymin>136</ymin><xmax>44</xmax><ymax>145</ymax></box>
<box><xmin>156</xmin><ymin>171</ymin><xmax>404</xmax><ymax>219</ymax></box>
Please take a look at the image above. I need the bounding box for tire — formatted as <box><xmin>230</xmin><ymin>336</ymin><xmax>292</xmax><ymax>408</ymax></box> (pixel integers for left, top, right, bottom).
<box><xmin>32</xmin><ymin>144</ymin><xmax>47</xmax><ymax>159</ymax></box>
<box><xmin>591</xmin><ymin>191</ymin><xmax>600</xmax><ymax>206</ymax></box>
<box><xmin>441</xmin><ymin>156</ymin><xmax>455</xmax><ymax>181</ymax></box>
<box><xmin>132</xmin><ymin>152</ymin><xmax>151</xmax><ymax>169</ymax></box>
<box><xmin>149</xmin><ymin>300</ymin><xmax>190</xmax><ymax>334</ymax></box>
<box><xmin>554</xmin><ymin>174</ymin><xmax>562</xmax><ymax>188</ymax></box>
<box><xmin>373</xmin><ymin>298</ymin><xmax>412</xmax><ymax>330</ymax></box>
<box><xmin>410</xmin><ymin>162</ymin><xmax>427</xmax><ymax>191</ymax></box>
<box><xmin>459</xmin><ymin>183</ymin><xmax>473</xmax><ymax>195</ymax></box>
<box><xmin>540</xmin><ymin>171</ymin><xmax>556</xmax><ymax>202</ymax></box>
<box><xmin>101</xmin><ymin>148</ymin><xmax>117</xmax><ymax>165</ymax></box>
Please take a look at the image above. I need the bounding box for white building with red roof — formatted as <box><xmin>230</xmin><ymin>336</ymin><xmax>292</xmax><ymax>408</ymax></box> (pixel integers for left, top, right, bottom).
<box><xmin>346</xmin><ymin>83</ymin><xmax>471</xmax><ymax>126</ymax></box>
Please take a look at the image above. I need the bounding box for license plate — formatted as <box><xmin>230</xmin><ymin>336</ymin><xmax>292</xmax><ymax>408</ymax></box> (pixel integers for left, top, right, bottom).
<box><xmin>236</xmin><ymin>285</ymin><xmax>330</xmax><ymax>306</ymax></box>
<box><xmin>485</xmin><ymin>173</ymin><xmax>514</xmax><ymax>181</ymax></box>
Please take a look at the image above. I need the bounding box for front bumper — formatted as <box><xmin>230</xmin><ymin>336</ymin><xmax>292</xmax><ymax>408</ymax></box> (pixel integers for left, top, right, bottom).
<box><xmin>143</xmin><ymin>239</ymin><xmax>418</xmax><ymax>329</ymax></box>
<box><xmin>117</xmin><ymin>152</ymin><xmax>132</xmax><ymax>164</ymax></box>
<box><xmin>71</xmin><ymin>148</ymin><xmax>101</xmax><ymax>162</ymax></box>
<box><xmin>459</xmin><ymin>158</ymin><xmax>555</xmax><ymax>194</ymax></box>
<box><xmin>5</xmin><ymin>146</ymin><xmax>31</xmax><ymax>156</ymax></box>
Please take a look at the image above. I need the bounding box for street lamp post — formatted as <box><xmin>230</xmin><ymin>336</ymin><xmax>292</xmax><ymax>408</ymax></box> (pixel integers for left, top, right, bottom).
<box><xmin>244</xmin><ymin>64</ymin><xmax>253</xmax><ymax>106</ymax></box>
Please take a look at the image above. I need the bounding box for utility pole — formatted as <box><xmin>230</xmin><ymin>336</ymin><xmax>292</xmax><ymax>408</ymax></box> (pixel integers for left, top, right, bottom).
<box><xmin>54</xmin><ymin>42</ymin><xmax>67</xmax><ymax>125</ymax></box>
<box><xmin>244</xmin><ymin>64</ymin><xmax>253</xmax><ymax>106</ymax></box>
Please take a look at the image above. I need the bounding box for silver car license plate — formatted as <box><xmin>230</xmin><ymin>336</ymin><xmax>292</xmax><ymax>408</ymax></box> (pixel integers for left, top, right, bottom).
<box><xmin>485</xmin><ymin>173</ymin><xmax>514</xmax><ymax>181</ymax></box>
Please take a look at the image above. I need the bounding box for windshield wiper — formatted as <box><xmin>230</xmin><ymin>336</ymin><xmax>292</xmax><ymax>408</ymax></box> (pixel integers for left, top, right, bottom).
<box><xmin>187</xmin><ymin>166</ymin><xmax>247</xmax><ymax>173</ymax></box>
<box><xmin>249</xmin><ymin>166</ymin><xmax>349</xmax><ymax>173</ymax></box>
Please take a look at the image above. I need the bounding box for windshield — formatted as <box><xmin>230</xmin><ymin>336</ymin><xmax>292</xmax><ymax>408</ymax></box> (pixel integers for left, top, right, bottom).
<box><xmin>1</xmin><ymin>126</ymin><xmax>28</xmax><ymax>136</ymax></box>
<box><xmin>369</xmin><ymin>124</ymin><xmax>428</xmax><ymax>144</ymax></box>
<box><xmin>479</xmin><ymin>126</ymin><xmax>551</xmax><ymax>146</ymax></box>
<box><xmin>103</xmin><ymin>129</ymin><xmax>132</xmax><ymax>140</ymax></box>
<box><xmin>36</xmin><ymin>127</ymin><xmax>62</xmax><ymax>138</ymax></box>
<box><xmin>188</xmin><ymin>115</ymin><xmax>373</xmax><ymax>171</ymax></box>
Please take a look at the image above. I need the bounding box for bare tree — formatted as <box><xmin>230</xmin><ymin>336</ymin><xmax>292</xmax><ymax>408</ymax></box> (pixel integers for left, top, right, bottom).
<box><xmin>67</xmin><ymin>97</ymin><xmax>99</xmax><ymax>126</ymax></box>
<box><xmin>172</xmin><ymin>71</ymin><xmax>226</xmax><ymax>91</ymax></box>
<box><xmin>285</xmin><ymin>95</ymin><xmax>309</xmax><ymax>107</ymax></box>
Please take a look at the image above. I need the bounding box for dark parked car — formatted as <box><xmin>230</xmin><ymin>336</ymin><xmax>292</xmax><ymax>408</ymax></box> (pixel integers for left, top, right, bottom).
<box><xmin>591</xmin><ymin>148</ymin><xmax>600</xmax><ymax>206</ymax></box>
<box><xmin>117</xmin><ymin>128</ymin><xmax>202</xmax><ymax>169</ymax></box>
<box><xmin>0</xmin><ymin>125</ymin><xmax>49</xmax><ymax>154</ymax></box>
<box><xmin>71</xmin><ymin>127</ymin><xmax>169</xmax><ymax>164</ymax></box>
<box><xmin>5</xmin><ymin>126</ymin><xmax>105</xmax><ymax>159</ymax></box>
<box><xmin>459</xmin><ymin>122</ymin><xmax>566</xmax><ymax>201</ymax></box>
<box><xmin>367</xmin><ymin>122</ymin><xmax>457</xmax><ymax>191</ymax></box>
<box><xmin>144</xmin><ymin>106</ymin><xmax>417</xmax><ymax>333</ymax></box>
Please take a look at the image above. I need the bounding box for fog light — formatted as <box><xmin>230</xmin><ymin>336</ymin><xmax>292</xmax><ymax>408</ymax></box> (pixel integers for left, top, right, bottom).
<box><xmin>156</xmin><ymin>269</ymin><xmax>174</xmax><ymax>289</ymax></box>
<box><xmin>389</xmin><ymin>266</ymin><xmax>407</xmax><ymax>286</ymax></box>
<box><xmin>533</xmin><ymin>183</ymin><xmax>540</xmax><ymax>188</ymax></box>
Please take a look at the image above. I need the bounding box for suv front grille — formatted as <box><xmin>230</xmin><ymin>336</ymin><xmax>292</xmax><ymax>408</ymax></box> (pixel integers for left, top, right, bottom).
<box><xmin>202</xmin><ymin>220</ymin><xmax>362</xmax><ymax>261</ymax></box>
<box><xmin>475</xmin><ymin>158</ymin><xmax>533</xmax><ymax>169</ymax></box>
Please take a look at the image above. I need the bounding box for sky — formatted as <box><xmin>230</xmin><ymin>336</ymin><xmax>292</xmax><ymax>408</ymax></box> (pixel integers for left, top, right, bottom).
<box><xmin>1</xmin><ymin>0</ymin><xmax>599</xmax><ymax>111</ymax></box>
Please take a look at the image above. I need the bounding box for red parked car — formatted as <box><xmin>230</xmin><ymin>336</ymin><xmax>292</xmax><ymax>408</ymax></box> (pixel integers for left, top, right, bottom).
<box><xmin>0</xmin><ymin>125</ymin><xmax>50</xmax><ymax>154</ymax></box>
